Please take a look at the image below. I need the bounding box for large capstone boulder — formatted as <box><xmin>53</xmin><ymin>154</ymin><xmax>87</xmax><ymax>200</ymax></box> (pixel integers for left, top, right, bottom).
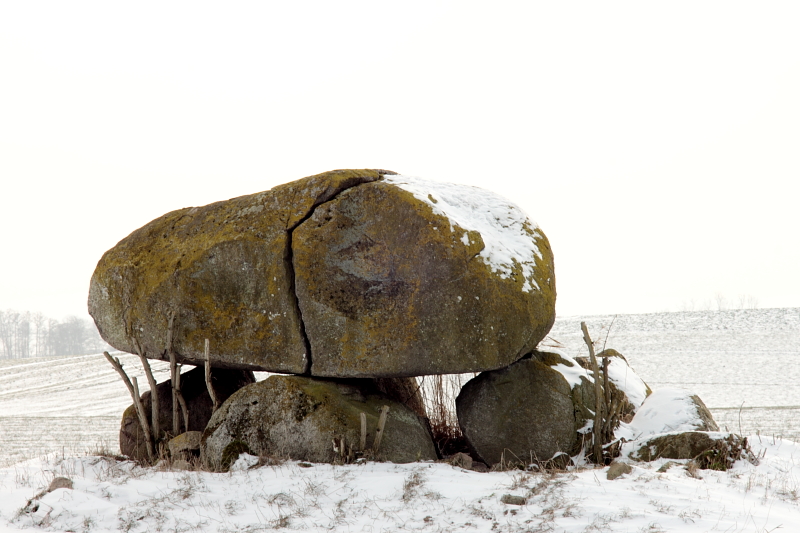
<box><xmin>201</xmin><ymin>375</ymin><xmax>437</xmax><ymax>469</ymax></box>
<box><xmin>457</xmin><ymin>349</ymin><xmax>648</xmax><ymax>467</ymax></box>
<box><xmin>89</xmin><ymin>170</ymin><xmax>556</xmax><ymax>377</ymax></box>
<box><xmin>121</xmin><ymin>366</ymin><xmax>255</xmax><ymax>461</ymax></box>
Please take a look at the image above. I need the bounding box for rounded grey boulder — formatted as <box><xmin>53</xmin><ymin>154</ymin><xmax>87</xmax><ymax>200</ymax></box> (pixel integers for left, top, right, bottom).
<box><xmin>201</xmin><ymin>375</ymin><xmax>437</xmax><ymax>469</ymax></box>
<box><xmin>456</xmin><ymin>352</ymin><xmax>583</xmax><ymax>467</ymax></box>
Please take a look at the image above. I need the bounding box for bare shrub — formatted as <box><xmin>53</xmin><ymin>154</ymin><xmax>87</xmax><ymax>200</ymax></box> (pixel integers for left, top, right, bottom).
<box><xmin>694</xmin><ymin>434</ymin><xmax>753</xmax><ymax>471</ymax></box>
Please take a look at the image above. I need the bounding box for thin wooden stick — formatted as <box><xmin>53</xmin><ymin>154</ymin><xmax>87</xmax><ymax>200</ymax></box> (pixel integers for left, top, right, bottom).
<box><xmin>373</xmin><ymin>405</ymin><xmax>390</xmax><ymax>451</ymax></box>
<box><xmin>133</xmin><ymin>338</ymin><xmax>159</xmax><ymax>442</ymax></box>
<box><xmin>179</xmin><ymin>396</ymin><xmax>189</xmax><ymax>432</ymax></box>
<box><xmin>104</xmin><ymin>352</ymin><xmax>154</xmax><ymax>462</ymax></box>
<box><xmin>166</xmin><ymin>312</ymin><xmax>179</xmax><ymax>435</ymax></box>
<box><xmin>581</xmin><ymin>322</ymin><xmax>604</xmax><ymax>464</ymax></box>
<box><xmin>601</xmin><ymin>315</ymin><xmax>617</xmax><ymax>353</ymax></box>
<box><xmin>166</xmin><ymin>311</ymin><xmax>175</xmax><ymax>355</ymax></box>
<box><xmin>605</xmin><ymin>392</ymin><xmax>622</xmax><ymax>437</ymax></box>
<box><xmin>175</xmin><ymin>365</ymin><xmax>189</xmax><ymax>432</ymax></box>
<box><xmin>169</xmin><ymin>349</ymin><xmax>179</xmax><ymax>435</ymax></box>
<box><xmin>360</xmin><ymin>412</ymin><xmax>367</xmax><ymax>450</ymax></box>
<box><xmin>204</xmin><ymin>339</ymin><xmax>220</xmax><ymax>413</ymax></box>
<box><xmin>131</xmin><ymin>377</ymin><xmax>155</xmax><ymax>462</ymax></box>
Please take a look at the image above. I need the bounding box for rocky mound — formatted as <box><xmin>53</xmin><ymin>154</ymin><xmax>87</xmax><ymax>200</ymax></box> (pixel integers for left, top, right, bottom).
<box><xmin>93</xmin><ymin>169</ymin><xmax>723</xmax><ymax>469</ymax></box>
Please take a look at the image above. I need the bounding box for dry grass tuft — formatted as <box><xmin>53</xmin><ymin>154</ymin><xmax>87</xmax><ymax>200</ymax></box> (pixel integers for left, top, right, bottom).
<box><xmin>417</xmin><ymin>374</ymin><xmax>473</xmax><ymax>457</ymax></box>
<box><xmin>694</xmin><ymin>434</ymin><xmax>753</xmax><ymax>471</ymax></box>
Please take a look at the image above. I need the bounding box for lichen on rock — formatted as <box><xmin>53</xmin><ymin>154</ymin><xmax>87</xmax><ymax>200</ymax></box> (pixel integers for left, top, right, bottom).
<box><xmin>201</xmin><ymin>375</ymin><xmax>437</xmax><ymax>469</ymax></box>
<box><xmin>90</xmin><ymin>169</ymin><xmax>555</xmax><ymax>378</ymax></box>
<box><xmin>89</xmin><ymin>169</ymin><xmax>387</xmax><ymax>372</ymax></box>
<box><xmin>294</xmin><ymin>177</ymin><xmax>556</xmax><ymax>377</ymax></box>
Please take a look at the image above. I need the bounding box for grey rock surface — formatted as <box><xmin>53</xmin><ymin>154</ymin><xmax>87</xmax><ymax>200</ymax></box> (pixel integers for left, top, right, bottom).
<box><xmin>168</xmin><ymin>431</ymin><xmax>202</xmax><ymax>459</ymax></box>
<box><xmin>89</xmin><ymin>169</ymin><xmax>386</xmax><ymax>372</ymax></box>
<box><xmin>293</xmin><ymin>179</ymin><xmax>556</xmax><ymax>377</ymax></box>
<box><xmin>456</xmin><ymin>353</ymin><xmax>582</xmax><ymax>467</ymax></box>
<box><xmin>201</xmin><ymin>375</ymin><xmax>437</xmax><ymax>469</ymax></box>
<box><xmin>628</xmin><ymin>432</ymin><xmax>746</xmax><ymax>466</ymax></box>
<box><xmin>606</xmin><ymin>461</ymin><xmax>633</xmax><ymax>480</ymax></box>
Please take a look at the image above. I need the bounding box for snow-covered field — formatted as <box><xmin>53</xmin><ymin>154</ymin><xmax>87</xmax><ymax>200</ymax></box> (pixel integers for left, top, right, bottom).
<box><xmin>1</xmin><ymin>437</ymin><xmax>799</xmax><ymax>532</ymax></box>
<box><xmin>0</xmin><ymin>308</ymin><xmax>798</xmax><ymax>531</ymax></box>
<box><xmin>549</xmin><ymin>307</ymin><xmax>800</xmax><ymax>442</ymax></box>
<box><xmin>0</xmin><ymin>354</ymin><xmax>173</xmax><ymax>468</ymax></box>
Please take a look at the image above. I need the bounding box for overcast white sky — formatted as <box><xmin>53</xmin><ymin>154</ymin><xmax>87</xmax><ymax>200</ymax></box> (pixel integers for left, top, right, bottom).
<box><xmin>1</xmin><ymin>1</ymin><xmax>799</xmax><ymax>321</ymax></box>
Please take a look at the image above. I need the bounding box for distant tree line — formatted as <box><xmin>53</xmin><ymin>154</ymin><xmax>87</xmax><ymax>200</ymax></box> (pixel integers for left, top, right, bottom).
<box><xmin>0</xmin><ymin>309</ymin><xmax>110</xmax><ymax>358</ymax></box>
<box><xmin>680</xmin><ymin>293</ymin><xmax>759</xmax><ymax>312</ymax></box>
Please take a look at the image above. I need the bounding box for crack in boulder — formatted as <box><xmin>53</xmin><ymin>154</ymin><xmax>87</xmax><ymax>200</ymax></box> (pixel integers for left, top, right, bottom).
<box><xmin>88</xmin><ymin>169</ymin><xmax>392</xmax><ymax>372</ymax></box>
<box><xmin>284</xmin><ymin>174</ymin><xmax>393</xmax><ymax>374</ymax></box>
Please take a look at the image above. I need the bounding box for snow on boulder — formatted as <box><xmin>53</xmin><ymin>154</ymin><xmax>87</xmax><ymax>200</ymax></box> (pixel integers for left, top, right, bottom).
<box><xmin>574</xmin><ymin>349</ymin><xmax>652</xmax><ymax>414</ymax></box>
<box><xmin>294</xmin><ymin>175</ymin><xmax>555</xmax><ymax>377</ymax></box>
<box><xmin>90</xmin><ymin>169</ymin><xmax>556</xmax><ymax>377</ymax></box>
<box><xmin>617</xmin><ymin>387</ymin><xmax>719</xmax><ymax>443</ymax></box>
<box><xmin>596</xmin><ymin>349</ymin><xmax>650</xmax><ymax>411</ymax></box>
<box><xmin>617</xmin><ymin>387</ymin><xmax>727</xmax><ymax>463</ymax></box>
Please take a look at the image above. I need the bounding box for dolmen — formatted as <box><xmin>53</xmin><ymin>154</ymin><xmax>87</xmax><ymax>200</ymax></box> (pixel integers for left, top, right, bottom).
<box><xmin>90</xmin><ymin>169</ymin><xmax>722</xmax><ymax>470</ymax></box>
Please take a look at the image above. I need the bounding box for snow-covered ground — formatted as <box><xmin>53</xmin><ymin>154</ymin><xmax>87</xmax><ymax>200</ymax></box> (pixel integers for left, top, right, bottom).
<box><xmin>0</xmin><ymin>307</ymin><xmax>799</xmax><ymax>531</ymax></box>
<box><xmin>1</xmin><ymin>437</ymin><xmax>799</xmax><ymax>532</ymax></box>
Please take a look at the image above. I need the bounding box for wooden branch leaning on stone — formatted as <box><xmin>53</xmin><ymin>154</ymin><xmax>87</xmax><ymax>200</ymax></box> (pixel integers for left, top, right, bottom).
<box><xmin>360</xmin><ymin>412</ymin><xmax>367</xmax><ymax>450</ymax></box>
<box><xmin>373</xmin><ymin>405</ymin><xmax>390</xmax><ymax>451</ymax></box>
<box><xmin>166</xmin><ymin>313</ymin><xmax>178</xmax><ymax>434</ymax></box>
<box><xmin>166</xmin><ymin>312</ymin><xmax>189</xmax><ymax>434</ymax></box>
<box><xmin>175</xmin><ymin>362</ymin><xmax>190</xmax><ymax>432</ymax></box>
<box><xmin>103</xmin><ymin>351</ymin><xmax>155</xmax><ymax>463</ymax></box>
<box><xmin>599</xmin><ymin>357</ymin><xmax>625</xmax><ymax>445</ymax></box>
<box><xmin>581</xmin><ymin>321</ymin><xmax>604</xmax><ymax>464</ymax></box>
<box><xmin>204</xmin><ymin>339</ymin><xmax>220</xmax><ymax>414</ymax></box>
<box><xmin>132</xmin><ymin>338</ymin><xmax>159</xmax><ymax>442</ymax></box>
